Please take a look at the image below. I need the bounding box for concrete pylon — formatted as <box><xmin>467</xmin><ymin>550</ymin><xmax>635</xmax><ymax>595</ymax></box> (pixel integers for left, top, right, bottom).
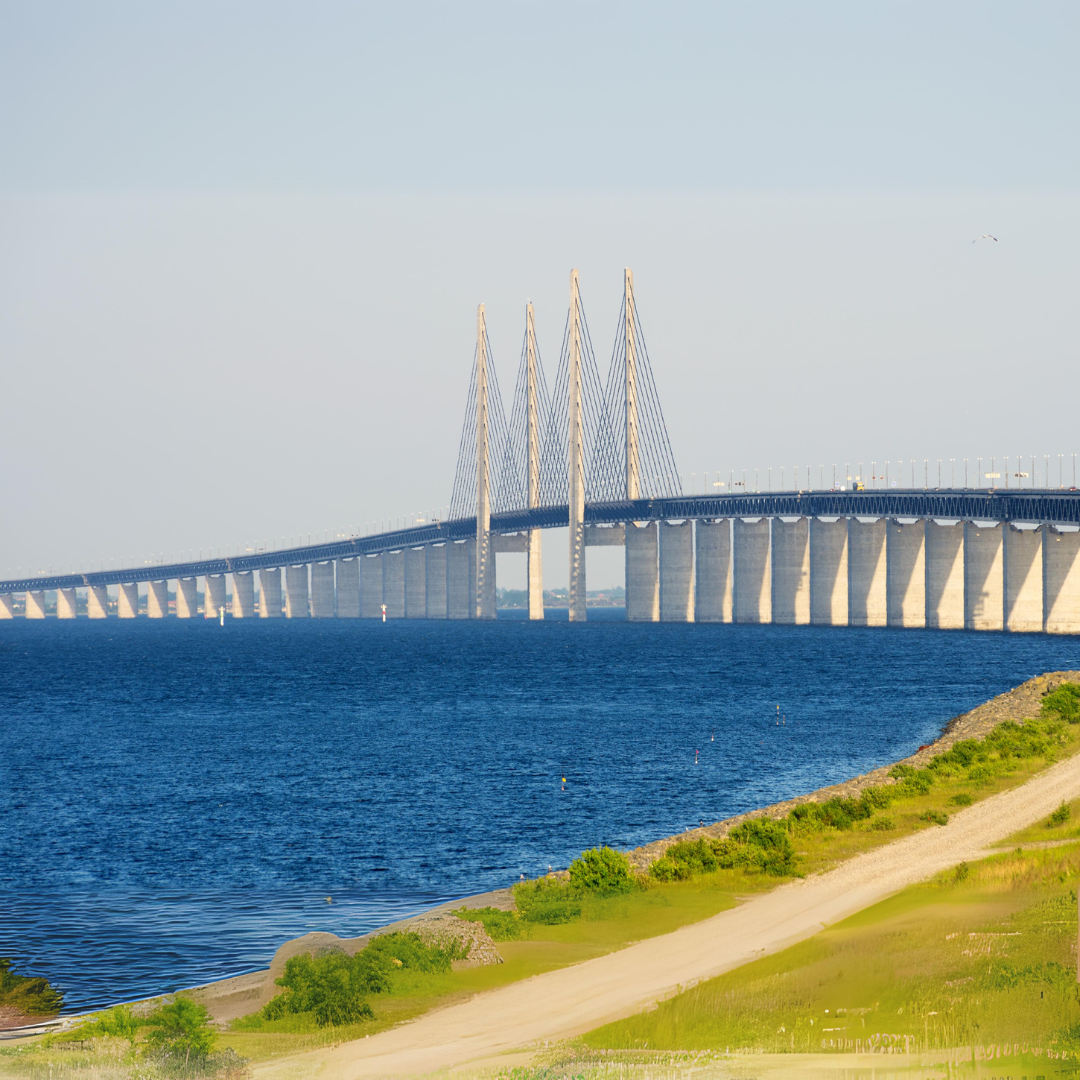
<box><xmin>1044</xmin><ymin>528</ymin><xmax>1080</xmax><ymax>633</ymax></box>
<box><xmin>310</xmin><ymin>562</ymin><xmax>335</xmax><ymax>618</ymax></box>
<box><xmin>659</xmin><ymin>521</ymin><xmax>694</xmax><ymax>621</ymax></box>
<box><xmin>284</xmin><ymin>566</ymin><xmax>308</xmax><ymax>618</ymax></box>
<box><xmin>0</xmin><ymin>594</ymin><xmax>14</xmax><ymax>619</ymax></box>
<box><xmin>624</xmin><ymin>268</ymin><xmax>641</xmax><ymax>503</ymax></box>
<box><xmin>87</xmin><ymin>585</ymin><xmax>109</xmax><ymax>619</ymax></box>
<box><xmin>772</xmin><ymin>518</ymin><xmax>810</xmax><ymax>625</ymax></box>
<box><xmin>695</xmin><ymin>519</ymin><xmax>732</xmax><ymax>622</ymax></box>
<box><xmin>405</xmin><ymin>547</ymin><xmax>426</xmax><ymax>618</ymax></box>
<box><xmin>360</xmin><ymin>555</ymin><xmax>382</xmax><ymax>618</ymax></box>
<box><xmin>886</xmin><ymin>520</ymin><xmax>926</xmax><ymax>628</ymax></box>
<box><xmin>336</xmin><ymin>559</ymin><xmax>360</xmax><ymax>618</ymax></box>
<box><xmin>809</xmin><ymin>518</ymin><xmax>848</xmax><ymax>626</ymax></box>
<box><xmin>258</xmin><ymin>569</ymin><xmax>281</xmax><ymax>618</ymax></box>
<box><xmin>733</xmin><ymin>518</ymin><xmax>771</xmax><ymax>623</ymax></box>
<box><xmin>925</xmin><ymin>521</ymin><xmax>964</xmax><ymax>629</ymax></box>
<box><xmin>57</xmin><ymin>588</ymin><xmax>77</xmax><ymax>619</ymax></box>
<box><xmin>447</xmin><ymin>541</ymin><xmax>471</xmax><ymax>619</ymax></box>
<box><xmin>426</xmin><ymin>545</ymin><xmax>448</xmax><ymax>618</ymax></box>
<box><xmin>147</xmin><ymin>580</ymin><xmax>169</xmax><ymax>618</ymax></box>
<box><xmin>176</xmin><ymin>578</ymin><xmax>198</xmax><ymax>619</ymax></box>
<box><xmin>118</xmin><ymin>583</ymin><xmax>139</xmax><ymax>619</ymax></box>
<box><xmin>26</xmin><ymin>590</ymin><xmax>47</xmax><ymax>619</ymax></box>
<box><xmin>233</xmin><ymin>571</ymin><xmax>256</xmax><ymax>618</ymax></box>
<box><xmin>205</xmin><ymin>575</ymin><xmax>227</xmax><ymax>619</ymax></box>
<box><xmin>849</xmin><ymin>518</ymin><xmax>887</xmax><ymax>627</ymax></box>
<box><xmin>1004</xmin><ymin>525</ymin><xmax>1043</xmax><ymax>632</ymax></box>
<box><xmin>383</xmin><ymin>550</ymin><xmax>405</xmax><ymax>618</ymax></box>
<box><xmin>567</xmin><ymin>269</ymin><xmax>586</xmax><ymax>622</ymax></box>
<box><xmin>525</xmin><ymin>302</ymin><xmax>544</xmax><ymax>620</ymax></box>
<box><xmin>964</xmin><ymin>523</ymin><xmax>1003</xmax><ymax>630</ymax></box>
<box><xmin>625</xmin><ymin>521</ymin><xmax>659</xmax><ymax>621</ymax></box>
<box><xmin>475</xmin><ymin>304</ymin><xmax>496</xmax><ymax>620</ymax></box>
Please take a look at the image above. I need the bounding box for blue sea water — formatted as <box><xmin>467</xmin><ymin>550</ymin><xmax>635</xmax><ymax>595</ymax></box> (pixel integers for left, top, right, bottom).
<box><xmin>1</xmin><ymin>612</ymin><xmax>1078</xmax><ymax>1013</ymax></box>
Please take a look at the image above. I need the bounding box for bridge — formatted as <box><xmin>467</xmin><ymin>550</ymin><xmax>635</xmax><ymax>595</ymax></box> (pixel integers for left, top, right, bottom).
<box><xmin>3</xmin><ymin>268</ymin><xmax>1080</xmax><ymax>633</ymax></box>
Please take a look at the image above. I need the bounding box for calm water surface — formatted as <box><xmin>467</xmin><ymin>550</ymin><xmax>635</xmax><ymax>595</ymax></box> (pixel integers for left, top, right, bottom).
<box><xmin>2</xmin><ymin>611</ymin><xmax>1078</xmax><ymax>1011</ymax></box>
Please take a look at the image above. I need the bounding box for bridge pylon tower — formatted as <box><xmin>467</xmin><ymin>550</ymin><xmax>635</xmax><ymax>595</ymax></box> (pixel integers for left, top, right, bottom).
<box><xmin>475</xmin><ymin>303</ymin><xmax>496</xmax><ymax>619</ymax></box>
<box><xmin>525</xmin><ymin>302</ymin><xmax>544</xmax><ymax>620</ymax></box>
<box><xmin>567</xmin><ymin>269</ymin><xmax>587</xmax><ymax>621</ymax></box>
<box><xmin>625</xmin><ymin>267</ymin><xmax>640</xmax><ymax>501</ymax></box>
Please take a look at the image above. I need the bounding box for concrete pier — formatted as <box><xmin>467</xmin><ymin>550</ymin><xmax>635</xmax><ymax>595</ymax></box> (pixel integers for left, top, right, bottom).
<box><xmin>205</xmin><ymin>575</ymin><xmax>227</xmax><ymax>619</ymax></box>
<box><xmin>0</xmin><ymin>594</ymin><xmax>14</xmax><ymax>619</ymax></box>
<box><xmin>772</xmin><ymin>517</ymin><xmax>810</xmax><ymax>625</ymax></box>
<box><xmin>336</xmin><ymin>559</ymin><xmax>360</xmax><ymax>618</ymax></box>
<box><xmin>310</xmin><ymin>562</ymin><xmax>335</xmax><ymax>618</ymax></box>
<box><xmin>360</xmin><ymin>555</ymin><xmax>382</xmax><ymax>618</ymax></box>
<box><xmin>527</xmin><ymin>530</ymin><xmax>543</xmax><ymax>620</ymax></box>
<box><xmin>88</xmin><ymin>585</ymin><xmax>108</xmax><ymax>619</ymax></box>
<box><xmin>1044</xmin><ymin>528</ymin><xmax>1080</xmax><ymax>634</ymax></box>
<box><xmin>659</xmin><ymin>521</ymin><xmax>694</xmax><ymax>622</ymax></box>
<box><xmin>1004</xmin><ymin>525</ymin><xmax>1043</xmax><ymax>632</ymax></box>
<box><xmin>177</xmin><ymin>577</ymin><xmax>198</xmax><ymax>619</ymax></box>
<box><xmin>733</xmin><ymin>518</ymin><xmax>771</xmax><ymax>624</ymax></box>
<box><xmin>925</xmin><ymin>521</ymin><xmax>964</xmax><ymax>629</ymax></box>
<box><xmin>147</xmin><ymin>580</ymin><xmax>169</xmax><ymax>618</ymax></box>
<box><xmin>849</xmin><ymin>518</ymin><xmax>887</xmax><ymax>627</ymax></box>
<box><xmin>118</xmin><ymin>583</ymin><xmax>139</xmax><ymax>619</ymax></box>
<box><xmin>383</xmin><ymin>550</ymin><xmax>405</xmax><ymax>618</ymax></box>
<box><xmin>284</xmin><ymin>566</ymin><xmax>308</xmax><ymax>618</ymax></box>
<box><xmin>406</xmin><ymin>547</ymin><xmax>426</xmax><ymax>618</ymax></box>
<box><xmin>963</xmin><ymin>523</ymin><xmax>1003</xmax><ymax>630</ymax></box>
<box><xmin>258</xmin><ymin>569</ymin><xmax>281</xmax><ymax>618</ymax></box>
<box><xmin>232</xmin><ymin>571</ymin><xmax>256</xmax><ymax>618</ymax></box>
<box><xmin>625</xmin><ymin>521</ymin><xmax>659</xmax><ymax>622</ymax></box>
<box><xmin>695</xmin><ymin>520</ymin><xmax>732</xmax><ymax>622</ymax></box>
<box><xmin>886</xmin><ymin>520</ymin><xmax>926</xmax><ymax>628</ymax></box>
<box><xmin>426</xmin><ymin>545</ymin><xmax>448</xmax><ymax>618</ymax></box>
<box><xmin>57</xmin><ymin>588</ymin><xmax>77</xmax><ymax>619</ymax></box>
<box><xmin>26</xmin><ymin>590</ymin><xmax>47</xmax><ymax>619</ymax></box>
<box><xmin>809</xmin><ymin>518</ymin><xmax>848</xmax><ymax>626</ymax></box>
<box><xmin>447</xmin><ymin>541</ymin><xmax>471</xmax><ymax>619</ymax></box>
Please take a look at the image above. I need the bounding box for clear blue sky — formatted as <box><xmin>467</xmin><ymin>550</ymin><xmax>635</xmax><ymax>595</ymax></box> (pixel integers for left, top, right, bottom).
<box><xmin>1</xmin><ymin>3</ymin><xmax>1078</xmax><ymax>586</ymax></box>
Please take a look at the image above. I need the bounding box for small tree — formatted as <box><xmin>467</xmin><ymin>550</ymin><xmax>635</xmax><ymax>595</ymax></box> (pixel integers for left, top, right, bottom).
<box><xmin>568</xmin><ymin>847</ymin><xmax>636</xmax><ymax>894</ymax></box>
<box><xmin>145</xmin><ymin>997</ymin><xmax>217</xmax><ymax>1066</ymax></box>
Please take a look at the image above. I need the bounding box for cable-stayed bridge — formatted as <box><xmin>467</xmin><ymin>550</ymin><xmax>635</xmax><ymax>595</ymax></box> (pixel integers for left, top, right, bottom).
<box><xmin>4</xmin><ymin>268</ymin><xmax>1080</xmax><ymax>632</ymax></box>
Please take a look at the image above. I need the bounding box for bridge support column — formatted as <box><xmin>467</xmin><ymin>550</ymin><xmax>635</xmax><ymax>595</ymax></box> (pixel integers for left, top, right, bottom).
<box><xmin>383</xmin><ymin>550</ymin><xmax>405</xmax><ymax>618</ymax></box>
<box><xmin>1004</xmin><ymin>525</ymin><xmax>1043</xmax><ymax>632</ymax></box>
<box><xmin>659</xmin><ymin>521</ymin><xmax>694</xmax><ymax>622</ymax></box>
<box><xmin>772</xmin><ymin>517</ymin><xmax>810</xmax><ymax>625</ymax></box>
<box><xmin>447</xmin><ymin>540</ymin><xmax>472</xmax><ymax>619</ymax></box>
<box><xmin>360</xmin><ymin>555</ymin><xmax>382</xmax><ymax>617</ymax></box>
<box><xmin>284</xmin><ymin>566</ymin><xmax>308</xmax><ymax>618</ymax></box>
<box><xmin>258</xmin><ymin>569</ymin><xmax>281</xmax><ymax>618</ymax></box>
<box><xmin>147</xmin><ymin>580</ymin><xmax>169</xmax><ymax>618</ymax></box>
<box><xmin>406</xmin><ymin>547</ymin><xmax>426</xmax><ymax>618</ymax></box>
<box><xmin>57</xmin><ymin>588</ymin><xmax>77</xmax><ymax>619</ymax></box>
<box><xmin>809</xmin><ymin>518</ymin><xmax>848</xmax><ymax>625</ymax></box>
<box><xmin>118</xmin><ymin>583</ymin><xmax>139</xmax><ymax>619</ymax></box>
<box><xmin>87</xmin><ymin>585</ymin><xmax>109</xmax><ymax>619</ymax></box>
<box><xmin>426</xmin><ymin>545</ymin><xmax>448</xmax><ymax>618</ymax></box>
<box><xmin>849</xmin><ymin>519</ymin><xmax>887</xmax><ymax>627</ymax></box>
<box><xmin>733</xmin><ymin>518</ymin><xmax>771</xmax><ymax>623</ymax></box>
<box><xmin>205</xmin><ymin>575</ymin><xmax>227</xmax><ymax>619</ymax></box>
<box><xmin>963</xmin><ymin>523</ymin><xmax>1003</xmax><ymax>630</ymax></box>
<box><xmin>1044</xmin><ymin>528</ymin><xmax>1080</xmax><ymax>634</ymax></box>
<box><xmin>527</xmin><ymin>530</ymin><xmax>543</xmax><ymax>620</ymax></box>
<box><xmin>26</xmin><ymin>590</ymin><xmax>47</xmax><ymax>619</ymax></box>
<box><xmin>232</xmin><ymin>571</ymin><xmax>256</xmax><ymax>618</ymax></box>
<box><xmin>625</xmin><ymin>521</ymin><xmax>659</xmax><ymax>622</ymax></box>
<box><xmin>925</xmin><ymin>521</ymin><xmax>964</xmax><ymax>629</ymax></box>
<box><xmin>336</xmin><ymin>559</ymin><xmax>359</xmax><ymax>618</ymax></box>
<box><xmin>176</xmin><ymin>577</ymin><xmax>198</xmax><ymax>618</ymax></box>
<box><xmin>887</xmin><ymin>520</ymin><xmax>926</xmax><ymax>628</ymax></box>
<box><xmin>0</xmin><ymin>594</ymin><xmax>14</xmax><ymax>619</ymax></box>
<box><xmin>310</xmin><ymin>562</ymin><xmax>335</xmax><ymax>618</ymax></box>
<box><xmin>695</xmin><ymin>520</ymin><xmax>732</xmax><ymax>623</ymax></box>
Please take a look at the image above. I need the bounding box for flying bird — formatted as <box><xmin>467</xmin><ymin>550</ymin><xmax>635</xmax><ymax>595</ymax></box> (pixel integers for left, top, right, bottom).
<box><xmin>972</xmin><ymin>234</ymin><xmax>998</xmax><ymax>243</ymax></box>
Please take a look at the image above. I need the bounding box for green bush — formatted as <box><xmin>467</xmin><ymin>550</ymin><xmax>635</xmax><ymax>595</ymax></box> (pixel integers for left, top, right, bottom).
<box><xmin>949</xmin><ymin>792</ymin><xmax>974</xmax><ymax>806</ymax></box>
<box><xmin>0</xmin><ymin>957</ymin><xmax>64</xmax><ymax>1016</ymax></box>
<box><xmin>1041</xmin><ymin>682</ymin><xmax>1080</xmax><ymax>724</ymax></box>
<box><xmin>649</xmin><ymin>820</ymin><xmax>795</xmax><ymax>881</ymax></box>
<box><xmin>68</xmin><ymin>1004</ymin><xmax>142</xmax><ymax>1046</ymax></box>
<box><xmin>145</xmin><ymin>997</ymin><xmax>217</xmax><ymax>1063</ymax></box>
<box><xmin>453</xmin><ymin>906</ymin><xmax>525</xmax><ymax>940</ymax></box>
<box><xmin>920</xmin><ymin>809</ymin><xmax>949</xmax><ymax>826</ymax></box>
<box><xmin>568</xmin><ymin>847</ymin><xmax>636</xmax><ymax>895</ymax></box>
<box><xmin>512</xmin><ymin>877</ymin><xmax>583</xmax><ymax>923</ymax></box>
<box><xmin>870</xmin><ymin>815</ymin><xmax>895</xmax><ymax>831</ymax></box>
<box><xmin>1049</xmin><ymin>802</ymin><xmax>1072</xmax><ymax>827</ymax></box>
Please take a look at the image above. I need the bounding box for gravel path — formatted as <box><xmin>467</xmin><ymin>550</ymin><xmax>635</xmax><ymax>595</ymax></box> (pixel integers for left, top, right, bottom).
<box><xmin>254</xmin><ymin>745</ymin><xmax>1080</xmax><ymax>1080</ymax></box>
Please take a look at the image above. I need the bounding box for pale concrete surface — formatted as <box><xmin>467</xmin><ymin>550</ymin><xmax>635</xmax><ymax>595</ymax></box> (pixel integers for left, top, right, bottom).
<box><xmin>284</xmin><ymin>566</ymin><xmax>308</xmax><ymax>619</ymax></box>
<box><xmin>258</xmin><ymin>569</ymin><xmax>281</xmax><ymax>619</ymax></box>
<box><xmin>232</xmin><ymin>572</ymin><xmax>256</xmax><ymax>618</ymax></box>
<box><xmin>447</xmin><ymin>541</ymin><xmax>470</xmax><ymax>619</ymax></box>
<box><xmin>527</xmin><ymin>529</ymin><xmax>543</xmax><ymax>620</ymax></box>
<box><xmin>405</xmin><ymin>547</ymin><xmax>426</xmax><ymax>618</ymax></box>
<box><xmin>694</xmin><ymin>519</ymin><xmax>731</xmax><ymax>623</ymax></box>
<box><xmin>0</xmin><ymin>594</ymin><xmax>15</xmax><ymax>619</ymax></box>
<box><xmin>1045</xmin><ymin>528</ymin><xmax>1080</xmax><ymax>634</ymax></box>
<box><xmin>204</xmin><ymin>575</ymin><xmax>226</xmax><ymax>619</ymax></box>
<box><xmin>382</xmin><ymin>551</ymin><xmax>405</xmax><ymax>619</ymax></box>
<box><xmin>809</xmin><ymin>518</ymin><xmax>847</xmax><ymax>626</ymax></box>
<box><xmin>584</xmin><ymin>524</ymin><xmax>625</xmax><ymax>546</ymax></box>
<box><xmin>25</xmin><ymin>590</ymin><xmax>46</xmax><ymax>619</ymax></box>
<box><xmin>658</xmin><ymin>520</ymin><xmax>694</xmax><ymax>622</ymax></box>
<box><xmin>56</xmin><ymin>587</ymin><xmax>77</xmax><ymax>619</ymax></box>
<box><xmin>1005</xmin><ymin>524</ymin><xmax>1043</xmax><ymax>632</ymax></box>
<box><xmin>147</xmin><ymin>580</ymin><xmax>169</xmax><ymax>619</ymax></box>
<box><xmin>425</xmin><ymin>545</ymin><xmax>448</xmax><ymax>619</ymax></box>
<box><xmin>117</xmin><ymin>582</ymin><xmax>139</xmax><ymax>619</ymax></box>
<box><xmin>625</xmin><ymin>521</ymin><xmax>659</xmax><ymax>622</ymax></box>
<box><xmin>360</xmin><ymin>555</ymin><xmax>382</xmax><ymax>619</ymax></box>
<box><xmin>336</xmin><ymin>559</ymin><xmax>360</xmax><ymax>619</ymax></box>
<box><xmin>848</xmin><ymin>518</ymin><xmax>886</xmax><ymax>627</ymax></box>
<box><xmin>176</xmin><ymin>577</ymin><xmax>198</xmax><ymax>618</ymax></box>
<box><xmin>311</xmin><ymin>561</ymin><xmax>335</xmax><ymax>618</ymax></box>
<box><xmin>771</xmin><ymin>517</ymin><xmax>810</xmax><ymax>626</ymax></box>
<box><xmin>964</xmin><ymin>522</ymin><xmax>1003</xmax><ymax>630</ymax></box>
<box><xmin>886</xmin><ymin>520</ymin><xmax>925</xmax><ymax>628</ymax></box>
<box><xmin>87</xmin><ymin>585</ymin><xmax>109</xmax><ymax>619</ymax></box>
<box><xmin>255</xmin><ymin>751</ymin><xmax>1080</xmax><ymax>1080</ymax></box>
<box><xmin>733</xmin><ymin>517</ymin><xmax>770</xmax><ymax>623</ymax></box>
<box><xmin>925</xmin><ymin>520</ymin><xmax>964</xmax><ymax>629</ymax></box>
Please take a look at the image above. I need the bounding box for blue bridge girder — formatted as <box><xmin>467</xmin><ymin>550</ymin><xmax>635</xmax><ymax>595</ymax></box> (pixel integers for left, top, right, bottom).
<box><xmin>5</xmin><ymin>487</ymin><xmax>1080</xmax><ymax>595</ymax></box>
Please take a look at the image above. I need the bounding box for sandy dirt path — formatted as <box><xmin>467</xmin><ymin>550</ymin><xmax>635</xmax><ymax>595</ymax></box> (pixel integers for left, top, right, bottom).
<box><xmin>254</xmin><ymin>751</ymin><xmax>1080</xmax><ymax>1079</ymax></box>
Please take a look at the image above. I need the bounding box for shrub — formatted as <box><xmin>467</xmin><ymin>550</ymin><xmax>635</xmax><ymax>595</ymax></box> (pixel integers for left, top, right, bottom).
<box><xmin>889</xmin><ymin>764</ymin><xmax>935</xmax><ymax>796</ymax></box>
<box><xmin>568</xmin><ymin>847</ymin><xmax>636</xmax><ymax>895</ymax></box>
<box><xmin>1041</xmin><ymin>682</ymin><xmax>1080</xmax><ymax>724</ymax></box>
<box><xmin>0</xmin><ymin>957</ymin><xmax>63</xmax><ymax>1016</ymax></box>
<box><xmin>454</xmin><ymin>906</ymin><xmax>525</xmax><ymax>940</ymax></box>
<box><xmin>1049</xmin><ymin>802</ymin><xmax>1072</xmax><ymax>827</ymax></box>
<box><xmin>145</xmin><ymin>997</ymin><xmax>217</xmax><ymax>1064</ymax></box>
<box><xmin>512</xmin><ymin>877</ymin><xmax>582</xmax><ymax>923</ymax></box>
<box><xmin>920</xmin><ymin>809</ymin><xmax>949</xmax><ymax>826</ymax></box>
<box><xmin>954</xmin><ymin>861</ymin><xmax>970</xmax><ymax>882</ymax></box>
<box><xmin>721</xmin><ymin>819</ymin><xmax>796</xmax><ymax>876</ymax></box>
<box><xmin>870</xmin><ymin>815</ymin><xmax>895</xmax><ymax>831</ymax></box>
<box><xmin>949</xmin><ymin>793</ymin><xmax>973</xmax><ymax>806</ymax></box>
<box><xmin>68</xmin><ymin>1004</ymin><xmax>142</xmax><ymax>1046</ymax></box>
